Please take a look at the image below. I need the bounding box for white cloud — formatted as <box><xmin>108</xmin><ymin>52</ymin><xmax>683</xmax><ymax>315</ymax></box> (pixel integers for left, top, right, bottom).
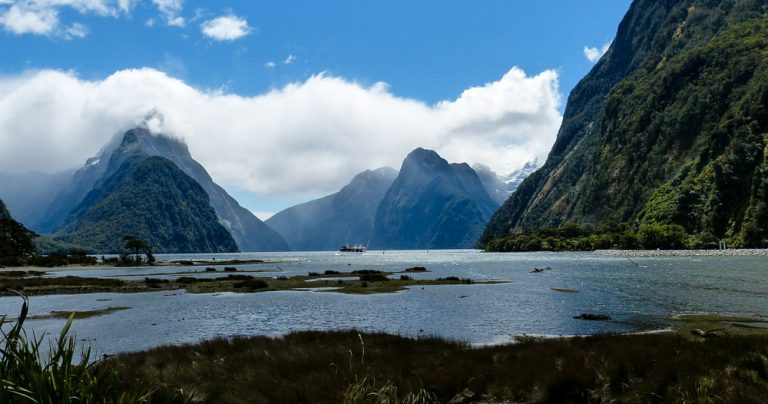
<box><xmin>0</xmin><ymin>67</ymin><xmax>561</xmax><ymax>199</ymax></box>
<box><xmin>584</xmin><ymin>43</ymin><xmax>611</xmax><ymax>63</ymax></box>
<box><xmin>0</xmin><ymin>0</ymin><xmax>127</xmax><ymax>37</ymax></box>
<box><xmin>152</xmin><ymin>0</ymin><xmax>183</xmax><ymax>26</ymax></box>
<box><xmin>283</xmin><ymin>54</ymin><xmax>296</xmax><ymax>65</ymax></box>
<box><xmin>201</xmin><ymin>14</ymin><xmax>249</xmax><ymax>41</ymax></box>
<box><xmin>264</xmin><ymin>61</ymin><xmax>276</xmax><ymax>69</ymax></box>
<box><xmin>63</xmin><ymin>22</ymin><xmax>87</xmax><ymax>39</ymax></box>
<box><xmin>0</xmin><ymin>4</ymin><xmax>58</xmax><ymax>35</ymax></box>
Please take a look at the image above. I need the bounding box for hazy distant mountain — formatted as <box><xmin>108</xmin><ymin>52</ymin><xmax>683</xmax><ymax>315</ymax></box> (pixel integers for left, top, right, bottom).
<box><xmin>267</xmin><ymin>167</ymin><xmax>398</xmax><ymax>250</ymax></box>
<box><xmin>55</xmin><ymin>156</ymin><xmax>238</xmax><ymax>254</ymax></box>
<box><xmin>42</xmin><ymin>127</ymin><xmax>289</xmax><ymax>252</ymax></box>
<box><xmin>0</xmin><ymin>171</ymin><xmax>70</xmax><ymax>229</ymax></box>
<box><xmin>370</xmin><ymin>148</ymin><xmax>499</xmax><ymax>249</ymax></box>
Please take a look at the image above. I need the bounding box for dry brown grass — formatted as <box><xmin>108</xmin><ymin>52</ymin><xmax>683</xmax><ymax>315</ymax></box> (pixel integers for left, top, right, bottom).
<box><xmin>107</xmin><ymin>331</ymin><xmax>768</xmax><ymax>403</ymax></box>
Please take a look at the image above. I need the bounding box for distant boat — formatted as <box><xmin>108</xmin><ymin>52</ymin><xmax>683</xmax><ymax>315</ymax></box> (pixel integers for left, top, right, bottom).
<box><xmin>340</xmin><ymin>244</ymin><xmax>367</xmax><ymax>253</ymax></box>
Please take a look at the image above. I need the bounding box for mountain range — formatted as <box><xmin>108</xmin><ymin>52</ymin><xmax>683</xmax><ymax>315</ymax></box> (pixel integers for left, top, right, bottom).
<box><xmin>266</xmin><ymin>167</ymin><xmax>398</xmax><ymax>251</ymax></box>
<box><xmin>482</xmin><ymin>0</ymin><xmax>768</xmax><ymax>248</ymax></box>
<box><xmin>268</xmin><ymin>148</ymin><xmax>501</xmax><ymax>250</ymax></box>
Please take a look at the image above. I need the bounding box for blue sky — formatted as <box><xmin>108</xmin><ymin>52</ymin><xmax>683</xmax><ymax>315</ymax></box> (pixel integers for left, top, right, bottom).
<box><xmin>1</xmin><ymin>0</ymin><xmax>631</xmax><ymax>104</ymax></box>
<box><xmin>0</xmin><ymin>0</ymin><xmax>633</xmax><ymax>218</ymax></box>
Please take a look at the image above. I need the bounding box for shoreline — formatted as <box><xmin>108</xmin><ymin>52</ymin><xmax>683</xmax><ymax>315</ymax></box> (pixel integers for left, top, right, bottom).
<box><xmin>593</xmin><ymin>248</ymin><xmax>768</xmax><ymax>257</ymax></box>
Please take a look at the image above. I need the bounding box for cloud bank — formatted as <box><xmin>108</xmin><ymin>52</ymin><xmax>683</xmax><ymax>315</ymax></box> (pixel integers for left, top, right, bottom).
<box><xmin>0</xmin><ymin>67</ymin><xmax>561</xmax><ymax>197</ymax></box>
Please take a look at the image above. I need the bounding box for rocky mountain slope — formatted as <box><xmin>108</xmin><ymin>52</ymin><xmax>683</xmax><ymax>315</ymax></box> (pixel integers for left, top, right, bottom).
<box><xmin>482</xmin><ymin>0</ymin><xmax>768</xmax><ymax>247</ymax></box>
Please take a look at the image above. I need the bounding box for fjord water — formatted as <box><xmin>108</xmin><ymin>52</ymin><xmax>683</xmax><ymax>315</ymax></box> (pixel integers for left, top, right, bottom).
<box><xmin>2</xmin><ymin>250</ymin><xmax>767</xmax><ymax>355</ymax></box>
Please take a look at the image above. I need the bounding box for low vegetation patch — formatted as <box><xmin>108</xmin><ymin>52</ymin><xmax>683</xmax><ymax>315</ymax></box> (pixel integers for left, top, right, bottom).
<box><xmin>108</xmin><ymin>330</ymin><xmax>768</xmax><ymax>403</ymax></box>
<box><xmin>0</xmin><ymin>269</ymin><xmax>503</xmax><ymax>296</ymax></box>
<box><xmin>29</xmin><ymin>306</ymin><xmax>131</xmax><ymax>320</ymax></box>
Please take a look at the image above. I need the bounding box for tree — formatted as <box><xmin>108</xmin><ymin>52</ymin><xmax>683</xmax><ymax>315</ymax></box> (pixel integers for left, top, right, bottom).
<box><xmin>122</xmin><ymin>235</ymin><xmax>147</xmax><ymax>265</ymax></box>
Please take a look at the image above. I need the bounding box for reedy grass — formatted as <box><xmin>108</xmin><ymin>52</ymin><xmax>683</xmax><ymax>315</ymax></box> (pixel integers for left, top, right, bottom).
<box><xmin>0</xmin><ymin>292</ymin><xmax>154</xmax><ymax>403</ymax></box>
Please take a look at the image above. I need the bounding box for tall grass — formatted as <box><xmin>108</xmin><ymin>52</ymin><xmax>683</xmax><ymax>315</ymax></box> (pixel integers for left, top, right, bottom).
<box><xmin>0</xmin><ymin>292</ymin><xmax>151</xmax><ymax>403</ymax></box>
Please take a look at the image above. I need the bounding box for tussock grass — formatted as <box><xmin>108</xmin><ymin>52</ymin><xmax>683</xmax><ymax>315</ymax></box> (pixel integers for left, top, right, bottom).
<box><xmin>0</xmin><ymin>293</ymin><xmax>152</xmax><ymax>403</ymax></box>
<box><xmin>109</xmin><ymin>330</ymin><xmax>768</xmax><ymax>403</ymax></box>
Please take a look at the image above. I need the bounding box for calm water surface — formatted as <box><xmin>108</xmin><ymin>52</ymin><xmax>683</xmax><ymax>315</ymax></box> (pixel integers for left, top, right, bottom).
<box><xmin>2</xmin><ymin>250</ymin><xmax>767</xmax><ymax>354</ymax></box>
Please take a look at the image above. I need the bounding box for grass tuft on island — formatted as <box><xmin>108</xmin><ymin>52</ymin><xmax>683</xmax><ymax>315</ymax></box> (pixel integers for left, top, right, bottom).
<box><xmin>105</xmin><ymin>330</ymin><xmax>768</xmax><ymax>403</ymax></box>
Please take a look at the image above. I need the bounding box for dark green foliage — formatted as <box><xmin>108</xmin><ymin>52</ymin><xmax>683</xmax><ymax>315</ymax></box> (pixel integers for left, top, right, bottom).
<box><xmin>0</xmin><ymin>199</ymin><xmax>9</xmax><ymax>220</ymax></box>
<box><xmin>482</xmin><ymin>0</ymin><xmax>768</xmax><ymax>248</ymax></box>
<box><xmin>0</xmin><ymin>200</ymin><xmax>36</xmax><ymax>260</ymax></box>
<box><xmin>26</xmin><ymin>252</ymin><xmax>97</xmax><ymax>267</ymax></box>
<box><xmin>486</xmin><ymin>222</ymin><xmax>690</xmax><ymax>252</ymax></box>
<box><xmin>358</xmin><ymin>273</ymin><xmax>388</xmax><ymax>282</ymax></box>
<box><xmin>232</xmin><ymin>279</ymin><xmax>268</xmax><ymax>290</ymax></box>
<box><xmin>53</xmin><ymin>156</ymin><xmax>238</xmax><ymax>254</ymax></box>
<box><xmin>0</xmin><ymin>218</ymin><xmax>36</xmax><ymax>259</ymax></box>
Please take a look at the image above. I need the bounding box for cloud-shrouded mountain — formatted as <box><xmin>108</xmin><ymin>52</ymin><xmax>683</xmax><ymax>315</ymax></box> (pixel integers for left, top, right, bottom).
<box><xmin>266</xmin><ymin>167</ymin><xmax>398</xmax><ymax>251</ymax></box>
<box><xmin>41</xmin><ymin>127</ymin><xmax>289</xmax><ymax>252</ymax></box>
<box><xmin>371</xmin><ymin>148</ymin><xmax>499</xmax><ymax>249</ymax></box>
<box><xmin>55</xmin><ymin>156</ymin><xmax>238</xmax><ymax>254</ymax></box>
<box><xmin>482</xmin><ymin>0</ymin><xmax>768</xmax><ymax>247</ymax></box>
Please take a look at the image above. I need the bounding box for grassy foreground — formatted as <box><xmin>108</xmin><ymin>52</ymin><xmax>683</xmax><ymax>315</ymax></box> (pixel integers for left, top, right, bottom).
<box><xmin>2</xmin><ymin>293</ymin><xmax>767</xmax><ymax>403</ymax></box>
<box><xmin>105</xmin><ymin>331</ymin><xmax>768</xmax><ymax>403</ymax></box>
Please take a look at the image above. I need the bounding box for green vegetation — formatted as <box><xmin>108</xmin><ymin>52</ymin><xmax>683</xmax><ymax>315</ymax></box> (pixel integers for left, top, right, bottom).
<box><xmin>0</xmin><ymin>199</ymin><xmax>37</xmax><ymax>266</ymax></box>
<box><xmin>108</xmin><ymin>329</ymin><xmax>768</xmax><ymax>403</ymax></box>
<box><xmin>482</xmin><ymin>1</ymin><xmax>768</xmax><ymax>249</ymax></box>
<box><xmin>0</xmin><ymin>295</ymin><xmax>151</xmax><ymax>403</ymax></box>
<box><xmin>53</xmin><ymin>156</ymin><xmax>238</xmax><ymax>254</ymax></box>
<box><xmin>486</xmin><ymin>222</ymin><xmax>695</xmax><ymax>252</ymax></box>
<box><xmin>118</xmin><ymin>235</ymin><xmax>155</xmax><ymax>266</ymax></box>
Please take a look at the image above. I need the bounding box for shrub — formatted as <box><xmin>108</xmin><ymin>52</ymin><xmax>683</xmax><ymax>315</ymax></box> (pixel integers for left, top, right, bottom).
<box><xmin>352</xmin><ymin>269</ymin><xmax>382</xmax><ymax>275</ymax></box>
<box><xmin>359</xmin><ymin>273</ymin><xmax>388</xmax><ymax>282</ymax></box>
<box><xmin>405</xmin><ymin>267</ymin><xmax>427</xmax><ymax>273</ymax></box>
<box><xmin>233</xmin><ymin>279</ymin><xmax>268</xmax><ymax>290</ymax></box>
<box><xmin>224</xmin><ymin>267</ymin><xmax>237</xmax><ymax>272</ymax></box>
<box><xmin>324</xmin><ymin>270</ymin><xmax>340</xmax><ymax>275</ymax></box>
